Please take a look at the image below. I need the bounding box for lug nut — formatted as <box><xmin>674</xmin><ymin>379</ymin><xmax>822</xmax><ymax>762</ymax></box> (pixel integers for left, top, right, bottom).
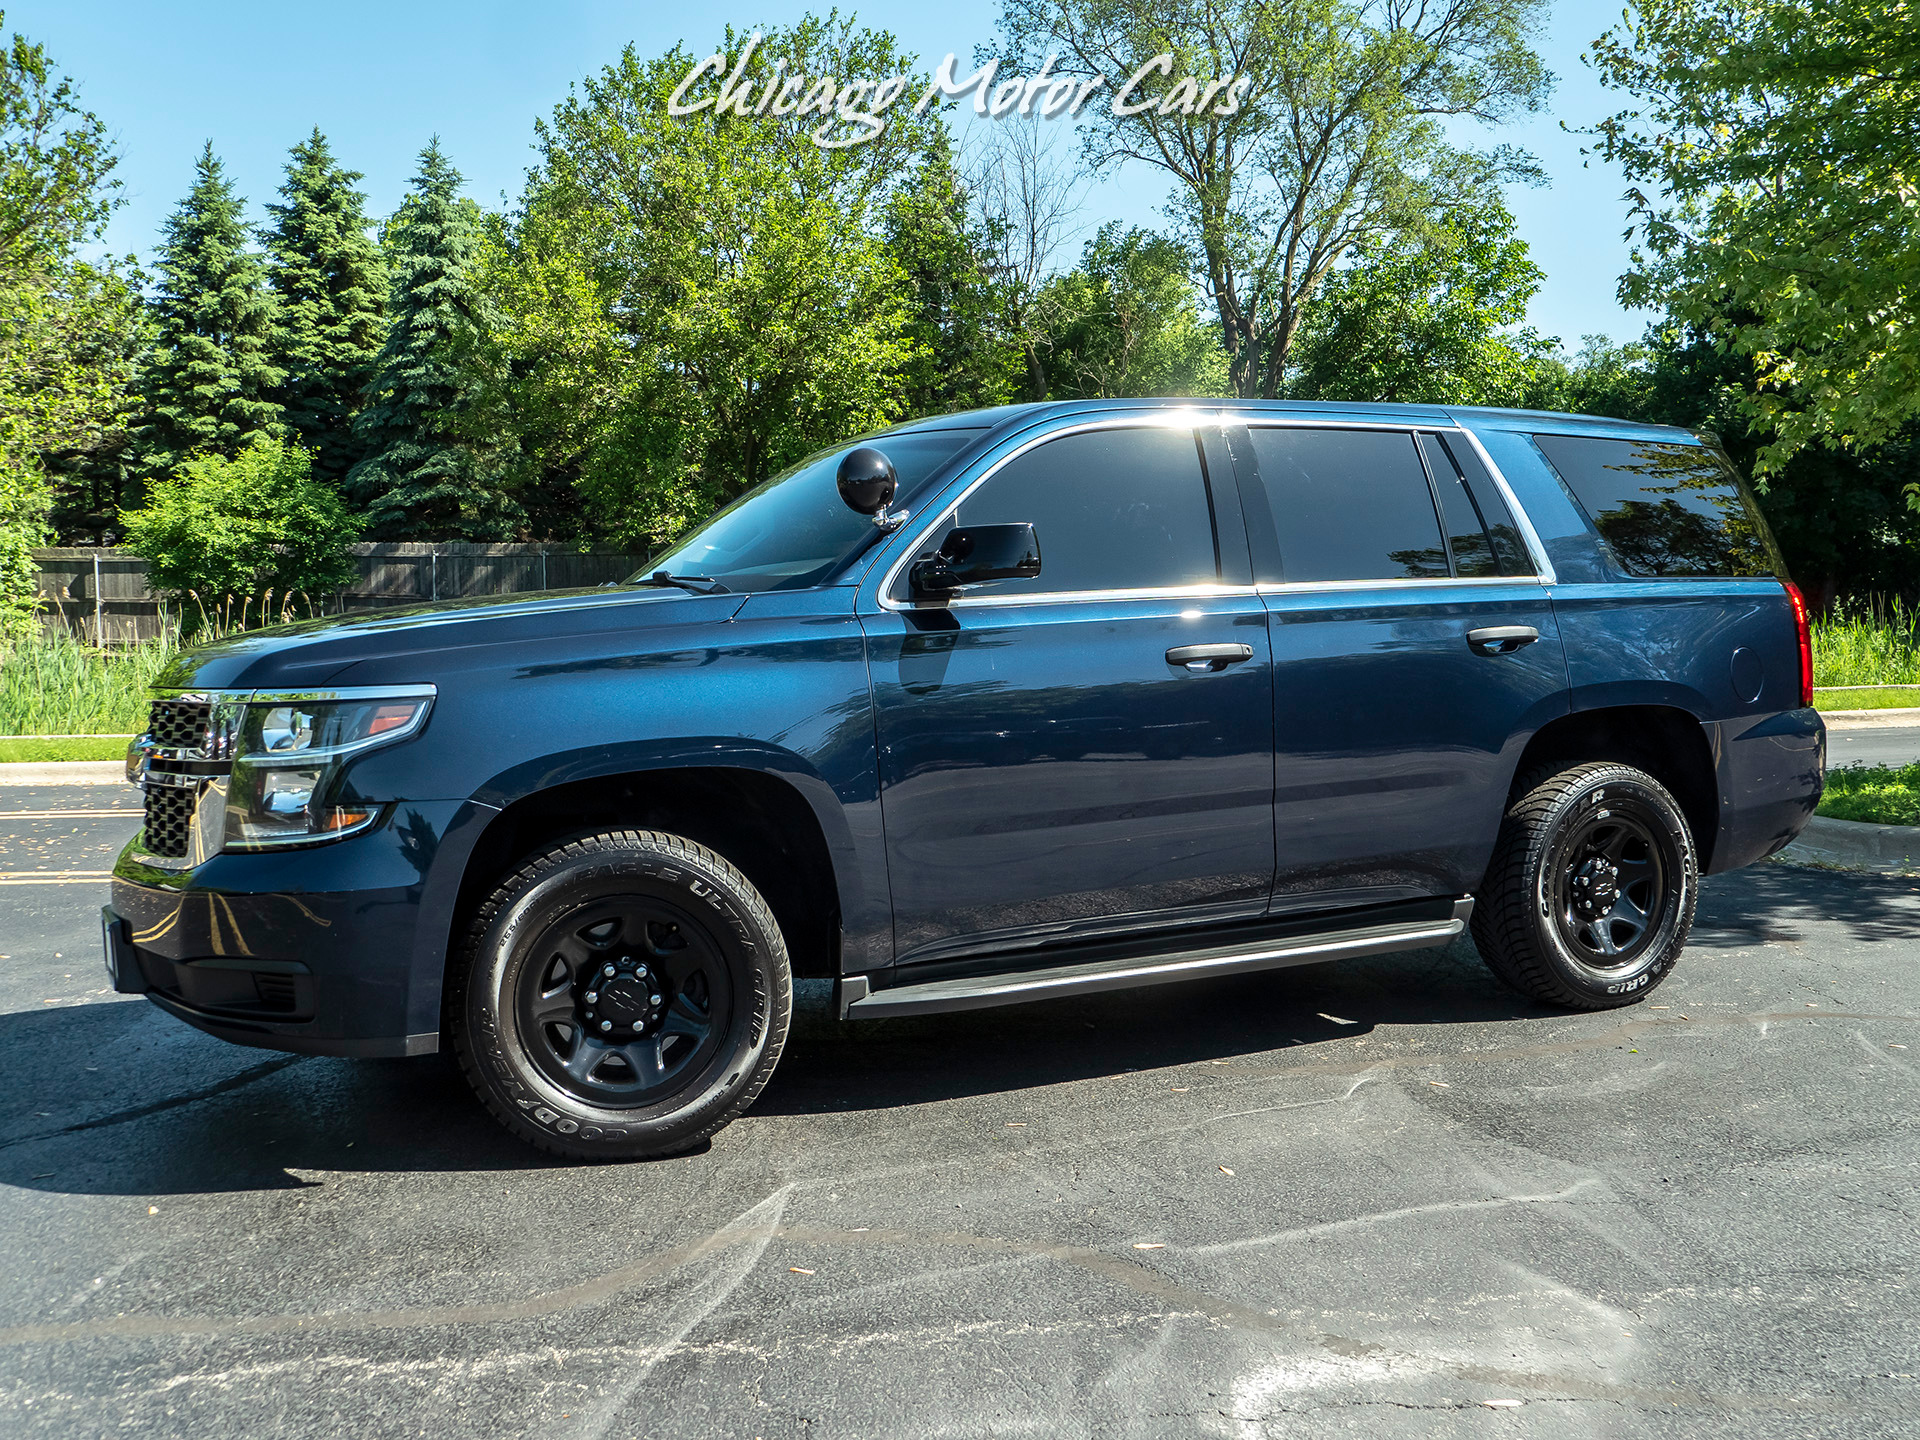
<box><xmin>604</xmin><ymin>964</ymin><xmax>616</xmax><ymax>977</ymax></box>
<box><xmin>600</xmin><ymin>1020</ymin><xmax>613</xmax><ymax>1032</ymax></box>
<box><xmin>649</xmin><ymin>994</ymin><xmax>661</xmax><ymax>1006</ymax></box>
<box><xmin>585</xmin><ymin>990</ymin><xmax>598</xmax><ymax>1003</ymax></box>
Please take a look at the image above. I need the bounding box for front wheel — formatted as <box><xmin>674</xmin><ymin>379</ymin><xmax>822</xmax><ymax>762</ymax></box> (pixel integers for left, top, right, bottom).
<box><xmin>450</xmin><ymin>830</ymin><xmax>791</xmax><ymax>1160</ymax></box>
<box><xmin>1471</xmin><ymin>762</ymin><xmax>1697</xmax><ymax>1009</ymax></box>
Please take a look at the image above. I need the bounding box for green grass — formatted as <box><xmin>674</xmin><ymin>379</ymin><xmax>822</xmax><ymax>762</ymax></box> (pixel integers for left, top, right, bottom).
<box><xmin>0</xmin><ymin>735</ymin><xmax>132</xmax><ymax>762</ymax></box>
<box><xmin>1811</xmin><ymin>596</ymin><xmax>1920</xmax><ymax>688</ymax></box>
<box><xmin>0</xmin><ymin>628</ymin><xmax>177</xmax><ymax>737</ymax></box>
<box><xmin>1815</xmin><ymin>686</ymin><xmax>1920</xmax><ymax>711</ymax></box>
<box><xmin>1818</xmin><ymin>763</ymin><xmax>1920</xmax><ymax>827</ymax></box>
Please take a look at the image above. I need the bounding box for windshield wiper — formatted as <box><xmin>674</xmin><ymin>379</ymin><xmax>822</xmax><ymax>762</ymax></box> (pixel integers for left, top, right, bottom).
<box><xmin>634</xmin><ymin>571</ymin><xmax>731</xmax><ymax>595</ymax></box>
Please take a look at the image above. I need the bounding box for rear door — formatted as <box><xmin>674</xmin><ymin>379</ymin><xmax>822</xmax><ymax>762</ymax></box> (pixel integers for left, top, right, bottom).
<box><xmin>1229</xmin><ymin>423</ymin><xmax>1570</xmax><ymax>913</ymax></box>
<box><xmin>860</xmin><ymin>420</ymin><xmax>1276</xmax><ymax>965</ymax></box>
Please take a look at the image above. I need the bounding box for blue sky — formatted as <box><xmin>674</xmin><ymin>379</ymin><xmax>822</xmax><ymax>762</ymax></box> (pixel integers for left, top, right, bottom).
<box><xmin>15</xmin><ymin>1</ymin><xmax>1653</xmax><ymax>349</ymax></box>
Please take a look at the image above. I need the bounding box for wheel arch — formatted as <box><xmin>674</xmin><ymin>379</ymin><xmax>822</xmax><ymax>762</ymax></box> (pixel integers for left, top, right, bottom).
<box><xmin>442</xmin><ymin>759</ymin><xmax>851</xmax><ymax>1031</ymax></box>
<box><xmin>1502</xmin><ymin>704</ymin><xmax>1720</xmax><ymax>872</ymax></box>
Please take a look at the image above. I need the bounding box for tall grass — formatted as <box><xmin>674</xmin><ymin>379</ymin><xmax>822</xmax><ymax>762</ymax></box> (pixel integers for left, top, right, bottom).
<box><xmin>0</xmin><ymin>628</ymin><xmax>179</xmax><ymax>736</ymax></box>
<box><xmin>1810</xmin><ymin>596</ymin><xmax>1920</xmax><ymax>688</ymax></box>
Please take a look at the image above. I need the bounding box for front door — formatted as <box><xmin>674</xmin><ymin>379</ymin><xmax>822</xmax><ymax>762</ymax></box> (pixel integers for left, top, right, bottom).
<box><xmin>861</xmin><ymin>422</ymin><xmax>1276</xmax><ymax>966</ymax></box>
<box><xmin>1227</xmin><ymin>423</ymin><xmax>1570</xmax><ymax>913</ymax></box>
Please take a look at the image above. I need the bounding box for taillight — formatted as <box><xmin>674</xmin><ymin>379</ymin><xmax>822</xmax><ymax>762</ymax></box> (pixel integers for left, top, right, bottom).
<box><xmin>1782</xmin><ymin>580</ymin><xmax>1814</xmax><ymax>708</ymax></box>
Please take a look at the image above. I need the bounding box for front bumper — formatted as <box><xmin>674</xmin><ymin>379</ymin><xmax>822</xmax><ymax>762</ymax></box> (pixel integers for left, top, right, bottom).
<box><xmin>108</xmin><ymin>797</ymin><xmax>496</xmax><ymax>1058</ymax></box>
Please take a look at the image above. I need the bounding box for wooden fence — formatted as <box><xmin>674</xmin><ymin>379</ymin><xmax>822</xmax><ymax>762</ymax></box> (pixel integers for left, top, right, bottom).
<box><xmin>31</xmin><ymin>544</ymin><xmax>647</xmax><ymax>645</ymax></box>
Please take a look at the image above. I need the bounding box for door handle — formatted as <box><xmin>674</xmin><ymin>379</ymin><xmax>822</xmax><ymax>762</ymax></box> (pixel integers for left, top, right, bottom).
<box><xmin>1166</xmin><ymin>643</ymin><xmax>1255</xmax><ymax>672</ymax></box>
<box><xmin>1466</xmin><ymin>625</ymin><xmax>1541</xmax><ymax>656</ymax></box>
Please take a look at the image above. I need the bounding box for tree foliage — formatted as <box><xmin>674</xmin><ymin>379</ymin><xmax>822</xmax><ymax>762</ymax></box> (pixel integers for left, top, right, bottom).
<box><xmin>1285</xmin><ymin>196</ymin><xmax>1553</xmax><ymax>404</ymax></box>
<box><xmin>119</xmin><ymin>436</ymin><xmax>360</xmax><ymax>627</ymax></box>
<box><xmin>265</xmin><ymin>129</ymin><xmax>387</xmax><ymax>484</ymax></box>
<box><xmin>497</xmin><ymin>19</ymin><xmax>932</xmax><ymax>550</ymax></box>
<box><xmin>1590</xmin><ymin>0</ymin><xmax>1920</xmax><ymax>481</ymax></box>
<box><xmin>884</xmin><ymin>133</ymin><xmax>1020</xmax><ymax>417</ymax></box>
<box><xmin>0</xmin><ymin>10</ymin><xmax>132</xmax><ymax>620</ymax></box>
<box><xmin>6</xmin><ymin>258</ymin><xmax>146</xmax><ymax>541</ymax></box>
<box><xmin>0</xmin><ymin>9</ymin><xmax>118</xmax><ymax>272</ymax></box>
<box><xmin>998</xmin><ymin>0</ymin><xmax>1553</xmax><ymax>398</ymax></box>
<box><xmin>137</xmin><ymin>143</ymin><xmax>284</xmax><ymax>480</ymax></box>
<box><xmin>1043</xmin><ymin>224</ymin><xmax>1227</xmax><ymax>398</ymax></box>
<box><xmin>347</xmin><ymin>141</ymin><xmax>517</xmax><ymax>540</ymax></box>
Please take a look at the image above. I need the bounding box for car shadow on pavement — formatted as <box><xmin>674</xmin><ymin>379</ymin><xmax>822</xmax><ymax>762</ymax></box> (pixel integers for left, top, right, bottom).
<box><xmin>2</xmin><ymin>864</ymin><xmax>1910</xmax><ymax>1196</ymax></box>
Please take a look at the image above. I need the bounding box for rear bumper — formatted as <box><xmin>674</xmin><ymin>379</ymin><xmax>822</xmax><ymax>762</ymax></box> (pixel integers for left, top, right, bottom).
<box><xmin>108</xmin><ymin>797</ymin><xmax>496</xmax><ymax>1058</ymax></box>
<box><xmin>1705</xmin><ymin>708</ymin><xmax>1826</xmax><ymax>873</ymax></box>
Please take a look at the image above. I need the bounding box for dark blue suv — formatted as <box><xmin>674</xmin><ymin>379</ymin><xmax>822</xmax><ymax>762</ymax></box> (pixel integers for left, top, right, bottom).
<box><xmin>106</xmin><ymin>401</ymin><xmax>1826</xmax><ymax>1159</ymax></box>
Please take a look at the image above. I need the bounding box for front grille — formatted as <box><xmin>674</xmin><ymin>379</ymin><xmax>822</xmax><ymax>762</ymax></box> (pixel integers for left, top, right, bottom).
<box><xmin>143</xmin><ymin>784</ymin><xmax>198</xmax><ymax>859</ymax></box>
<box><xmin>150</xmin><ymin>699</ymin><xmax>210</xmax><ymax>750</ymax></box>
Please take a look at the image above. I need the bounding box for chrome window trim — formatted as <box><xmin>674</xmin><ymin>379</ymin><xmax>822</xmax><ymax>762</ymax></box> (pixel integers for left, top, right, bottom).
<box><xmin>874</xmin><ymin>414</ymin><xmax>1559</xmax><ymax>610</ymax></box>
<box><xmin>1253</xmin><ymin>576</ymin><xmax>1551</xmax><ymax>596</ymax></box>
<box><xmin>943</xmin><ymin>583</ymin><xmax>1259</xmax><ymax>609</ymax></box>
<box><xmin>1443</xmin><ymin>425</ymin><xmax>1559</xmax><ymax>585</ymax></box>
<box><xmin>875</xmin><ymin>413</ymin><xmax>1230</xmax><ymax>612</ymax></box>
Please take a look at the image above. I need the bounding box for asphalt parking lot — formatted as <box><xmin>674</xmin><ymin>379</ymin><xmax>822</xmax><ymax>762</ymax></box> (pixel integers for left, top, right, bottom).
<box><xmin>1</xmin><ymin>781</ymin><xmax>1916</xmax><ymax>1438</ymax></box>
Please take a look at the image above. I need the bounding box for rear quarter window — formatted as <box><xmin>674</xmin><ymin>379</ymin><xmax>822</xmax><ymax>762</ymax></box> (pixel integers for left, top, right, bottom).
<box><xmin>1531</xmin><ymin>434</ymin><xmax>1783</xmax><ymax>579</ymax></box>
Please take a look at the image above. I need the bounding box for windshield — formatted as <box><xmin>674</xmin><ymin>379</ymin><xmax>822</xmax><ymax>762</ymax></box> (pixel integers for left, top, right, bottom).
<box><xmin>634</xmin><ymin>429</ymin><xmax>986</xmax><ymax>592</ymax></box>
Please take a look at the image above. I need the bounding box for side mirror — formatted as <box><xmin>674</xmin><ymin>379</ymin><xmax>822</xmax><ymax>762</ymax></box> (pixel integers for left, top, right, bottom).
<box><xmin>836</xmin><ymin>447</ymin><xmax>897</xmax><ymax>516</ymax></box>
<box><xmin>909</xmin><ymin>523</ymin><xmax>1042</xmax><ymax>596</ymax></box>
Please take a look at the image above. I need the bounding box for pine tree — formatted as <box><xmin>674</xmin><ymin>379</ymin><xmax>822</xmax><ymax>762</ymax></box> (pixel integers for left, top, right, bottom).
<box><xmin>347</xmin><ymin>140</ymin><xmax>517</xmax><ymax>539</ymax></box>
<box><xmin>263</xmin><ymin>129</ymin><xmax>385</xmax><ymax>484</ymax></box>
<box><xmin>138</xmin><ymin>143</ymin><xmax>282</xmax><ymax>479</ymax></box>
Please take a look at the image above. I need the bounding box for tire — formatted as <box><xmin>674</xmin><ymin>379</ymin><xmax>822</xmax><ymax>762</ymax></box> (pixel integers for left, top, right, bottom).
<box><xmin>1470</xmin><ymin>762</ymin><xmax>1697</xmax><ymax>1010</ymax></box>
<box><xmin>450</xmin><ymin>829</ymin><xmax>791</xmax><ymax>1160</ymax></box>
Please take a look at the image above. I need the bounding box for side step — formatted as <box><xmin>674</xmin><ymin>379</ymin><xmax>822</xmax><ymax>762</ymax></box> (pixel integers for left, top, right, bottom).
<box><xmin>838</xmin><ymin>899</ymin><xmax>1473</xmax><ymax>1021</ymax></box>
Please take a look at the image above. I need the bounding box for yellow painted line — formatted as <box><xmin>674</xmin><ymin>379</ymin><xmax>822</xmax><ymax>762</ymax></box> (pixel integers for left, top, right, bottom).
<box><xmin>0</xmin><ymin>810</ymin><xmax>142</xmax><ymax>819</ymax></box>
<box><xmin>0</xmin><ymin>871</ymin><xmax>114</xmax><ymax>885</ymax></box>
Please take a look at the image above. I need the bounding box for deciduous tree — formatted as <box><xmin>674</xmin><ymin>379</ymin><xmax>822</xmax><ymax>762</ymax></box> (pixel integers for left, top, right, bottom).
<box><xmin>1285</xmin><ymin>196</ymin><xmax>1553</xmax><ymax>405</ymax></box>
<box><xmin>497</xmin><ymin>19</ymin><xmax>932</xmax><ymax>550</ymax></box>
<box><xmin>1590</xmin><ymin>0</ymin><xmax>1920</xmax><ymax>481</ymax></box>
<box><xmin>120</xmin><ymin>436</ymin><xmax>361</xmax><ymax>632</ymax></box>
<box><xmin>997</xmin><ymin>0</ymin><xmax>1553</xmax><ymax>398</ymax></box>
<box><xmin>1043</xmin><ymin>224</ymin><xmax>1227</xmax><ymax>398</ymax></box>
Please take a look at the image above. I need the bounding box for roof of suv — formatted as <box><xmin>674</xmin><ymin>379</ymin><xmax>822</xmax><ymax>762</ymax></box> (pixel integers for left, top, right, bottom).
<box><xmin>893</xmin><ymin>398</ymin><xmax>1703</xmax><ymax>446</ymax></box>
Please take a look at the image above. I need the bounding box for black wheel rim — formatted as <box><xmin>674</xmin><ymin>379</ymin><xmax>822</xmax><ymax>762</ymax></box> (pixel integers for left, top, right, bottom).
<box><xmin>515</xmin><ymin>896</ymin><xmax>732</xmax><ymax>1108</ymax></box>
<box><xmin>1552</xmin><ymin>802</ymin><xmax>1670</xmax><ymax>970</ymax></box>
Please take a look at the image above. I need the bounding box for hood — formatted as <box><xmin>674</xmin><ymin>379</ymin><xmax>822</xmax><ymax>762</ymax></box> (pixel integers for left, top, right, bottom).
<box><xmin>154</xmin><ymin>585</ymin><xmax>750</xmax><ymax>693</ymax></box>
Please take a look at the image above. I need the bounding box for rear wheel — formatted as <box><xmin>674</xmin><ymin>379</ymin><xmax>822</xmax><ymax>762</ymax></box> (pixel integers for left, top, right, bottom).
<box><xmin>1471</xmin><ymin>762</ymin><xmax>1697</xmax><ymax>1009</ymax></box>
<box><xmin>451</xmin><ymin>830</ymin><xmax>790</xmax><ymax>1160</ymax></box>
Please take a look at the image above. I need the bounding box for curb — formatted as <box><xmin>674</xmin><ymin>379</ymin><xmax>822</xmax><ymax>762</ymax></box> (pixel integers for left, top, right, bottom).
<box><xmin>1778</xmin><ymin>815</ymin><xmax>1917</xmax><ymax>873</ymax></box>
<box><xmin>1821</xmin><ymin>708</ymin><xmax>1920</xmax><ymax>729</ymax></box>
<box><xmin>0</xmin><ymin>761</ymin><xmax>130</xmax><ymax>787</ymax></box>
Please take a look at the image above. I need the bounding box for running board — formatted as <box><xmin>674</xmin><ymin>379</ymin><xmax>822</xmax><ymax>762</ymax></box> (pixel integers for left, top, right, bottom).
<box><xmin>837</xmin><ymin>899</ymin><xmax>1473</xmax><ymax>1021</ymax></box>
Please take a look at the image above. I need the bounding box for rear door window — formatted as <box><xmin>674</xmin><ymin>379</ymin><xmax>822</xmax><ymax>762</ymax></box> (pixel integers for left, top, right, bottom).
<box><xmin>945</xmin><ymin>426</ymin><xmax>1219</xmax><ymax>596</ymax></box>
<box><xmin>1243</xmin><ymin>428</ymin><xmax>1447</xmax><ymax>583</ymax></box>
<box><xmin>1531</xmin><ymin>434</ymin><xmax>1782</xmax><ymax>578</ymax></box>
<box><xmin>1418</xmin><ymin>432</ymin><xmax>1534</xmax><ymax>577</ymax></box>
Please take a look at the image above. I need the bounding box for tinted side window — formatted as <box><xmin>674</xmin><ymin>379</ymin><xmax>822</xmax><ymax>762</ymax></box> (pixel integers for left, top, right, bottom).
<box><xmin>1246</xmin><ymin>428</ymin><xmax>1446</xmax><ymax>583</ymax></box>
<box><xmin>1532</xmin><ymin>435</ymin><xmax>1781</xmax><ymax>578</ymax></box>
<box><xmin>948</xmin><ymin>427</ymin><xmax>1218</xmax><ymax>595</ymax></box>
<box><xmin>1418</xmin><ymin>432</ymin><xmax>1534</xmax><ymax>577</ymax></box>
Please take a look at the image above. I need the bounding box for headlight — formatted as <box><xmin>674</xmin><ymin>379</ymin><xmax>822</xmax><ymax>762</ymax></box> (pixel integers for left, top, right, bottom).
<box><xmin>221</xmin><ymin>687</ymin><xmax>435</xmax><ymax>849</ymax></box>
